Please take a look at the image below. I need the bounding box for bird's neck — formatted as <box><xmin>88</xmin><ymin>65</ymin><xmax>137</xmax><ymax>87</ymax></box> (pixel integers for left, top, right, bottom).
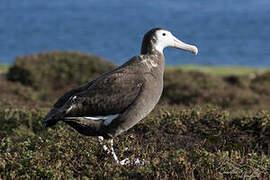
<box><xmin>142</xmin><ymin>51</ymin><xmax>165</xmax><ymax>76</ymax></box>
<box><xmin>140</xmin><ymin>40</ymin><xmax>165</xmax><ymax>75</ymax></box>
<box><xmin>141</xmin><ymin>38</ymin><xmax>164</xmax><ymax>55</ymax></box>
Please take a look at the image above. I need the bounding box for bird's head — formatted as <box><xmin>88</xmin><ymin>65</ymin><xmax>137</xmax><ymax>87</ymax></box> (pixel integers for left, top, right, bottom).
<box><xmin>141</xmin><ymin>28</ymin><xmax>198</xmax><ymax>55</ymax></box>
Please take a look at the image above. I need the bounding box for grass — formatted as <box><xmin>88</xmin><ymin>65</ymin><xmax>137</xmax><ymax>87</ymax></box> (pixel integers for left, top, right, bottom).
<box><xmin>0</xmin><ymin>51</ymin><xmax>270</xmax><ymax>179</ymax></box>
<box><xmin>2</xmin><ymin>64</ymin><xmax>270</xmax><ymax>77</ymax></box>
<box><xmin>0</xmin><ymin>65</ymin><xmax>9</xmax><ymax>74</ymax></box>
<box><xmin>167</xmin><ymin>64</ymin><xmax>269</xmax><ymax>76</ymax></box>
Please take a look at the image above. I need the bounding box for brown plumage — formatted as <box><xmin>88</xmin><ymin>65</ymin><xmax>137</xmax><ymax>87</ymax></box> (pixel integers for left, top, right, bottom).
<box><xmin>43</xmin><ymin>28</ymin><xmax>198</xmax><ymax>139</ymax></box>
<box><xmin>43</xmin><ymin>53</ymin><xmax>164</xmax><ymax>138</ymax></box>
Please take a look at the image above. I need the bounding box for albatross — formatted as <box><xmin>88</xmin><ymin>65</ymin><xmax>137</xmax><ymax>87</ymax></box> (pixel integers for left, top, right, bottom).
<box><xmin>43</xmin><ymin>28</ymin><xmax>198</xmax><ymax>165</ymax></box>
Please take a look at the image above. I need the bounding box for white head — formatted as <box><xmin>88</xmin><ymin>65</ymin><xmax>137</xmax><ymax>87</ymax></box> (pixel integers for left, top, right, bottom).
<box><xmin>141</xmin><ymin>28</ymin><xmax>198</xmax><ymax>55</ymax></box>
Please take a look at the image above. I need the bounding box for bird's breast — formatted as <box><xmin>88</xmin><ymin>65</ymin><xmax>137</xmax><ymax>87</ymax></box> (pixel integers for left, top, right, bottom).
<box><xmin>143</xmin><ymin>73</ymin><xmax>163</xmax><ymax>107</ymax></box>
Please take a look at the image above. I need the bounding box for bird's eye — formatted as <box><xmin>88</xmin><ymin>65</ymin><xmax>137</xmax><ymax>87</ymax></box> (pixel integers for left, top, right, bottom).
<box><xmin>162</xmin><ymin>33</ymin><xmax>166</xmax><ymax>36</ymax></box>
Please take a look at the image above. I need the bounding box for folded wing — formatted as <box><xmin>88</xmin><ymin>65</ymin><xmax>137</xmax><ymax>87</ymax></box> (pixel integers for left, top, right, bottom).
<box><xmin>43</xmin><ymin>60</ymin><xmax>144</xmax><ymax>129</ymax></box>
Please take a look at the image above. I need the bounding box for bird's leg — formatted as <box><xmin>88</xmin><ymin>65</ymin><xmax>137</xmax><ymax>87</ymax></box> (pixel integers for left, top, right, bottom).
<box><xmin>108</xmin><ymin>139</ymin><xmax>121</xmax><ymax>164</ymax></box>
<box><xmin>133</xmin><ymin>158</ymin><xmax>145</xmax><ymax>165</ymax></box>
<box><xmin>98</xmin><ymin>136</ymin><xmax>110</xmax><ymax>154</ymax></box>
<box><xmin>98</xmin><ymin>136</ymin><xmax>144</xmax><ymax>165</ymax></box>
<box><xmin>108</xmin><ymin>139</ymin><xmax>132</xmax><ymax>165</ymax></box>
<box><xmin>98</xmin><ymin>136</ymin><xmax>121</xmax><ymax>164</ymax></box>
<box><xmin>122</xmin><ymin>145</ymin><xmax>145</xmax><ymax>165</ymax></box>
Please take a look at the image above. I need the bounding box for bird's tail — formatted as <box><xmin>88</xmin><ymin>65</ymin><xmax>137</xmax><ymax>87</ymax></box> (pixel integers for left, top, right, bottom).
<box><xmin>42</xmin><ymin>108</ymin><xmax>64</xmax><ymax>128</ymax></box>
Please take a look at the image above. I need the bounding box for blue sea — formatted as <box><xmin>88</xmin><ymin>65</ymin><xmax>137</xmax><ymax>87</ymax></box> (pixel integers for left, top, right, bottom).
<box><xmin>1</xmin><ymin>0</ymin><xmax>270</xmax><ymax>67</ymax></box>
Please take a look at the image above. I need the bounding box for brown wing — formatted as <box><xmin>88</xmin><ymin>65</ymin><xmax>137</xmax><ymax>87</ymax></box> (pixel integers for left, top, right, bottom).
<box><xmin>65</xmin><ymin>70</ymin><xmax>144</xmax><ymax>117</ymax></box>
<box><xmin>43</xmin><ymin>55</ymin><xmax>145</xmax><ymax>127</ymax></box>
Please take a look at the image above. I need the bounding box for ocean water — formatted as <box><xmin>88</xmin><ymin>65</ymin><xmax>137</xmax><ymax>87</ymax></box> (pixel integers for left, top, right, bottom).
<box><xmin>1</xmin><ymin>0</ymin><xmax>270</xmax><ymax>66</ymax></box>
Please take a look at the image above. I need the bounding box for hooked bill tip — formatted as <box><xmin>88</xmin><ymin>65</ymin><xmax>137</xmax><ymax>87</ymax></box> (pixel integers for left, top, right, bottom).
<box><xmin>193</xmin><ymin>46</ymin><xmax>198</xmax><ymax>55</ymax></box>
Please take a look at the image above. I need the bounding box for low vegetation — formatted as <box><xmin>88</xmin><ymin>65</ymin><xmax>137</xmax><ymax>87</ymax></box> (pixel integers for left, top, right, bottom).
<box><xmin>163</xmin><ymin>69</ymin><xmax>270</xmax><ymax>111</ymax></box>
<box><xmin>169</xmin><ymin>64</ymin><xmax>267</xmax><ymax>76</ymax></box>
<box><xmin>0</xmin><ymin>106</ymin><xmax>269</xmax><ymax>179</ymax></box>
<box><xmin>0</xmin><ymin>65</ymin><xmax>9</xmax><ymax>74</ymax></box>
<box><xmin>7</xmin><ymin>51</ymin><xmax>115</xmax><ymax>92</ymax></box>
<box><xmin>0</xmin><ymin>51</ymin><xmax>269</xmax><ymax>179</ymax></box>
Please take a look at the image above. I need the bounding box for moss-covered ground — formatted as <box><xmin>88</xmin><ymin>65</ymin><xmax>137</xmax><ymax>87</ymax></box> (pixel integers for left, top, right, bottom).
<box><xmin>0</xmin><ymin>51</ymin><xmax>269</xmax><ymax>179</ymax></box>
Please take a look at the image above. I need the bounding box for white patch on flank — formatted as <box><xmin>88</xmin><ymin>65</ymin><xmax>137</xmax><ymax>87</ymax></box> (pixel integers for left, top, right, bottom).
<box><xmin>72</xmin><ymin>96</ymin><xmax>77</xmax><ymax>100</ymax></box>
<box><xmin>84</xmin><ymin>114</ymin><xmax>119</xmax><ymax>126</ymax></box>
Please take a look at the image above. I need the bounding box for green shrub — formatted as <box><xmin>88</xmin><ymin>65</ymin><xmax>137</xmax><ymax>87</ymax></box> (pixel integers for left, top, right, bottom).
<box><xmin>250</xmin><ymin>71</ymin><xmax>270</xmax><ymax>95</ymax></box>
<box><xmin>7</xmin><ymin>51</ymin><xmax>116</xmax><ymax>92</ymax></box>
<box><xmin>0</xmin><ymin>106</ymin><xmax>269</xmax><ymax>179</ymax></box>
<box><xmin>162</xmin><ymin>69</ymin><xmax>261</xmax><ymax>109</ymax></box>
<box><xmin>0</xmin><ymin>77</ymin><xmax>39</xmax><ymax>108</ymax></box>
<box><xmin>163</xmin><ymin>69</ymin><xmax>225</xmax><ymax>104</ymax></box>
